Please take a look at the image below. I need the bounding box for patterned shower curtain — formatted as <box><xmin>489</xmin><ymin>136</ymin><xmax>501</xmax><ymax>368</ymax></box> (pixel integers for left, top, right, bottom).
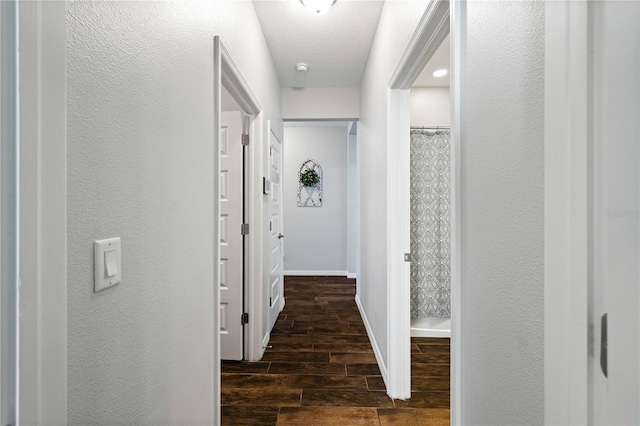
<box><xmin>410</xmin><ymin>129</ymin><xmax>451</xmax><ymax>319</ymax></box>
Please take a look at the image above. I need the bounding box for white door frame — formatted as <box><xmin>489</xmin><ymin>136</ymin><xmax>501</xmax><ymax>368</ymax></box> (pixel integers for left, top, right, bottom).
<box><xmin>213</xmin><ymin>35</ymin><xmax>265</xmax><ymax>423</ymax></box>
<box><xmin>18</xmin><ymin>2</ymin><xmax>67</xmax><ymax>424</ymax></box>
<box><xmin>386</xmin><ymin>0</ymin><xmax>462</xmax><ymax>424</ymax></box>
<box><xmin>544</xmin><ymin>2</ymin><xmax>591</xmax><ymax>424</ymax></box>
<box><xmin>0</xmin><ymin>2</ymin><xmax>19</xmax><ymax>423</ymax></box>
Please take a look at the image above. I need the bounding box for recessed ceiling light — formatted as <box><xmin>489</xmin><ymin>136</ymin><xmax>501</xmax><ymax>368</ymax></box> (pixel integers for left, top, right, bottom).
<box><xmin>432</xmin><ymin>69</ymin><xmax>448</xmax><ymax>78</ymax></box>
<box><xmin>300</xmin><ymin>0</ymin><xmax>336</xmax><ymax>15</ymax></box>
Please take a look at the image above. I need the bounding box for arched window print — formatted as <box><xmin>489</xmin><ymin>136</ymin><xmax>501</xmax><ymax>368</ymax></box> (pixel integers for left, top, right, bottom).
<box><xmin>297</xmin><ymin>159</ymin><xmax>322</xmax><ymax>207</ymax></box>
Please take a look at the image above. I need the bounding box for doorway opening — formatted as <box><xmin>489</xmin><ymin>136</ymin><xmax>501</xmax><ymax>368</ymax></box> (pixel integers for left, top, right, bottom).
<box><xmin>219</xmin><ymin>85</ymin><xmax>249</xmax><ymax>361</ymax></box>
<box><xmin>408</xmin><ymin>34</ymin><xmax>452</xmax><ymax>340</ymax></box>
<box><xmin>281</xmin><ymin>121</ymin><xmax>357</xmax><ymax>280</ymax></box>
<box><xmin>213</xmin><ymin>35</ymin><xmax>268</xmax><ymax>424</ymax></box>
<box><xmin>385</xmin><ymin>0</ymin><xmax>461</xmax><ymax>422</ymax></box>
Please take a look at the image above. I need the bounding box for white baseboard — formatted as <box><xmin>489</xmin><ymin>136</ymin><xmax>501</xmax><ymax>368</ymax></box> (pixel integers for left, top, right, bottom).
<box><xmin>355</xmin><ymin>294</ymin><xmax>388</xmax><ymax>387</ymax></box>
<box><xmin>284</xmin><ymin>270</ymin><xmax>348</xmax><ymax>277</ymax></box>
<box><xmin>347</xmin><ymin>272</ymin><xmax>357</xmax><ymax>279</ymax></box>
<box><xmin>410</xmin><ymin>328</ymin><xmax>451</xmax><ymax>338</ymax></box>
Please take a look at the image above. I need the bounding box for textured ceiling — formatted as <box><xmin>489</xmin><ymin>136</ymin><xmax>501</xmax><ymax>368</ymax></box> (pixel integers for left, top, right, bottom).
<box><xmin>253</xmin><ymin>0</ymin><xmax>384</xmax><ymax>88</ymax></box>
<box><xmin>413</xmin><ymin>34</ymin><xmax>450</xmax><ymax>87</ymax></box>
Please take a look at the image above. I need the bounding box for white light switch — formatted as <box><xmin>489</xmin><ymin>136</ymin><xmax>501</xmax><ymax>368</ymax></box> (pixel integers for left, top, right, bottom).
<box><xmin>94</xmin><ymin>237</ymin><xmax>121</xmax><ymax>292</ymax></box>
<box><xmin>104</xmin><ymin>250</ymin><xmax>118</xmax><ymax>277</ymax></box>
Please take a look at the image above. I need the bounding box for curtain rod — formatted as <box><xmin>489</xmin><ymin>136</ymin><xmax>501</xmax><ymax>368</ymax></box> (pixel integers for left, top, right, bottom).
<box><xmin>410</xmin><ymin>126</ymin><xmax>451</xmax><ymax>130</ymax></box>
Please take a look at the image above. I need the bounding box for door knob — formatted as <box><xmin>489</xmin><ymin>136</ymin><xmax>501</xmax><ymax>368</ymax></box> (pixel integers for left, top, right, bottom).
<box><xmin>278</xmin><ymin>234</ymin><xmax>284</xmax><ymax>239</ymax></box>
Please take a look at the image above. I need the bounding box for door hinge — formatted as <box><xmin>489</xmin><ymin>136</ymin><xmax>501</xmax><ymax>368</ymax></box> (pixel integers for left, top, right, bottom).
<box><xmin>241</xmin><ymin>134</ymin><xmax>249</xmax><ymax>146</ymax></box>
<box><xmin>241</xmin><ymin>223</ymin><xmax>249</xmax><ymax>235</ymax></box>
<box><xmin>241</xmin><ymin>312</ymin><xmax>249</xmax><ymax>325</ymax></box>
<box><xmin>269</xmin><ymin>297</ymin><xmax>272</xmax><ymax>307</ymax></box>
<box><xmin>404</xmin><ymin>253</ymin><xmax>412</xmax><ymax>262</ymax></box>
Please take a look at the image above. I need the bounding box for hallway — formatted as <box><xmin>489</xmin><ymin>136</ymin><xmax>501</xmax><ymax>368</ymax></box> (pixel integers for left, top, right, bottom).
<box><xmin>221</xmin><ymin>276</ymin><xmax>450</xmax><ymax>425</ymax></box>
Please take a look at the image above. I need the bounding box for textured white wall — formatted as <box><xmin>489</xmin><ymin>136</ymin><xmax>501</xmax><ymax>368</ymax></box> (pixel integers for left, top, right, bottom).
<box><xmin>358</xmin><ymin>0</ymin><xmax>429</xmax><ymax>371</ymax></box>
<box><xmin>461</xmin><ymin>2</ymin><xmax>544</xmax><ymax>424</ymax></box>
<box><xmin>410</xmin><ymin>87</ymin><xmax>450</xmax><ymax>127</ymax></box>
<box><xmin>66</xmin><ymin>2</ymin><xmax>281</xmax><ymax>424</ymax></box>
<box><xmin>282</xmin><ymin>87</ymin><xmax>360</xmax><ymax>120</ymax></box>
<box><xmin>283</xmin><ymin>126</ymin><xmax>348</xmax><ymax>273</ymax></box>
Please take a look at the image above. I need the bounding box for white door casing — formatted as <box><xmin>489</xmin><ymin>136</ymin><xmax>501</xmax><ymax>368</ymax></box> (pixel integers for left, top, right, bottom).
<box><xmin>544</xmin><ymin>2</ymin><xmax>640</xmax><ymax>424</ymax></box>
<box><xmin>220</xmin><ymin>111</ymin><xmax>244</xmax><ymax>361</ymax></box>
<box><xmin>591</xmin><ymin>2</ymin><xmax>639</xmax><ymax>424</ymax></box>
<box><xmin>268</xmin><ymin>125</ymin><xmax>285</xmax><ymax>330</ymax></box>
<box><xmin>17</xmin><ymin>3</ymin><xmax>67</xmax><ymax>424</ymax></box>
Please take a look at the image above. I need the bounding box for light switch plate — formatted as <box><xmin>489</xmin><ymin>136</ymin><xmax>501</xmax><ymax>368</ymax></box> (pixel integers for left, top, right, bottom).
<box><xmin>94</xmin><ymin>237</ymin><xmax>121</xmax><ymax>292</ymax></box>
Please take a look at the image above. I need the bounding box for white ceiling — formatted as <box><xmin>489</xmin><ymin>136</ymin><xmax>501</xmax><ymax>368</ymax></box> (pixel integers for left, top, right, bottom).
<box><xmin>412</xmin><ymin>34</ymin><xmax>450</xmax><ymax>87</ymax></box>
<box><xmin>253</xmin><ymin>0</ymin><xmax>384</xmax><ymax>88</ymax></box>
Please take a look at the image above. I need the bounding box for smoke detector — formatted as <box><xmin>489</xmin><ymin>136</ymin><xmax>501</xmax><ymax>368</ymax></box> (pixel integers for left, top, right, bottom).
<box><xmin>296</xmin><ymin>63</ymin><xmax>309</xmax><ymax>73</ymax></box>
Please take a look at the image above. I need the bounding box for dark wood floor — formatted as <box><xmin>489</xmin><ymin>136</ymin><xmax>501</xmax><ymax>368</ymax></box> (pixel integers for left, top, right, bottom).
<box><xmin>222</xmin><ymin>276</ymin><xmax>450</xmax><ymax>425</ymax></box>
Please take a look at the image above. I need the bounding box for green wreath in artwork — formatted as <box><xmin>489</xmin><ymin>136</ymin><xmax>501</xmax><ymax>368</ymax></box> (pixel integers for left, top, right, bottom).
<box><xmin>299</xmin><ymin>169</ymin><xmax>320</xmax><ymax>187</ymax></box>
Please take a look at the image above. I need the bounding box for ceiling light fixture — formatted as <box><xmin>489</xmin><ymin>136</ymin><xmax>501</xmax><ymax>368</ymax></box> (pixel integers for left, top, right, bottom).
<box><xmin>296</xmin><ymin>63</ymin><xmax>309</xmax><ymax>73</ymax></box>
<box><xmin>432</xmin><ymin>69</ymin><xmax>449</xmax><ymax>78</ymax></box>
<box><xmin>300</xmin><ymin>0</ymin><xmax>336</xmax><ymax>15</ymax></box>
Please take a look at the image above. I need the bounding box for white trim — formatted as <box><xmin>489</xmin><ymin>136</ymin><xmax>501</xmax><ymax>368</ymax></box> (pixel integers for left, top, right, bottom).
<box><xmin>544</xmin><ymin>3</ymin><xmax>589</xmax><ymax>424</ymax></box>
<box><xmin>385</xmin><ymin>0</ymin><xmax>457</xmax><ymax>408</ymax></box>
<box><xmin>283</xmin><ymin>270</ymin><xmax>348</xmax><ymax>277</ymax></box>
<box><xmin>385</xmin><ymin>87</ymin><xmax>411</xmax><ymax>400</ymax></box>
<box><xmin>0</xmin><ymin>3</ymin><xmax>3</xmax><ymax>422</ymax></box>
<box><xmin>0</xmin><ymin>2</ymin><xmax>19</xmax><ymax>423</ymax></box>
<box><xmin>355</xmin><ymin>295</ymin><xmax>388</xmax><ymax>383</ymax></box>
<box><xmin>219</xmin><ymin>43</ymin><xmax>261</xmax><ymax>116</ymax></box>
<box><xmin>449</xmin><ymin>1</ymin><xmax>464</xmax><ymax>424</ymax></box>
<box><xmin>411</xmin><ymin>329</ymin><xmax>451</xmax><ymax>338</ymax></box>
<box><xmin>347</xmin><ymin>273</ymin><xmax>357</xmax><ymax>279</ymax></box>
<box><xmin>212</xmin><ymin>36</ymin><xmax>222</xmax><ymax>426</ymax></box>
<box><xmin>18</xmin><ymin>3</ymin><xmax>67</xmax><ymax>424</ymax></box>
<box><xmin>388</xmin><ymin>0</ymin><xmax>450</xmax><ymax>90</ymax></box>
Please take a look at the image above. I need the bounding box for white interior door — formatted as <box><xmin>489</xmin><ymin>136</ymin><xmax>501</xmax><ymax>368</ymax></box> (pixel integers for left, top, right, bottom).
<box><xmin>268</xmin><ymin>127</ymin><xmax>285</xmax><ymax>330</ymax></box>
<box><xmin>591</xmin><ymin>2</ymin><xmax>639</xmax><ymax>424</ymax></box>
<box><xmin>220</xmin><ymin>111</ymin><xmax>244</xmax><ymax>361</ymax></box>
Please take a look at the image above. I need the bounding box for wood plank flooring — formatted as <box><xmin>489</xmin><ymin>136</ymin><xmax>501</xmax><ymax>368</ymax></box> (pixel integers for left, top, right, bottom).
<box><xmin>222</xmin><ymin>276</ymin><xmax>450</xmax><ymax>425</ymax></box>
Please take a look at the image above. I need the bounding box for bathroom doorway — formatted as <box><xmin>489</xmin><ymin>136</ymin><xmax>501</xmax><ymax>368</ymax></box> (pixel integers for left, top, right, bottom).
<box><xmin>405</xmin><ymin>31</ymin><xmax>452</xmax><ymax>418</ymax></box>
<box><xmin>408</xmin><ymin>34</ymin><xmax>452</xmax><ymax>340</ymax></box>
<box><xmin>385</xmin><ymin>0</ymin><xmax>460</xmax><ymax>420</ymax></box>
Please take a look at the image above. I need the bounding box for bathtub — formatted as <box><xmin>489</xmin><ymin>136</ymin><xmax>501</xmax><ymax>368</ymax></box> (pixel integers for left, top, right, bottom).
<box><xmin>411</xmin><ymin>317</ymin><xmax>451</xmax><ymax>338</ymax></box>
